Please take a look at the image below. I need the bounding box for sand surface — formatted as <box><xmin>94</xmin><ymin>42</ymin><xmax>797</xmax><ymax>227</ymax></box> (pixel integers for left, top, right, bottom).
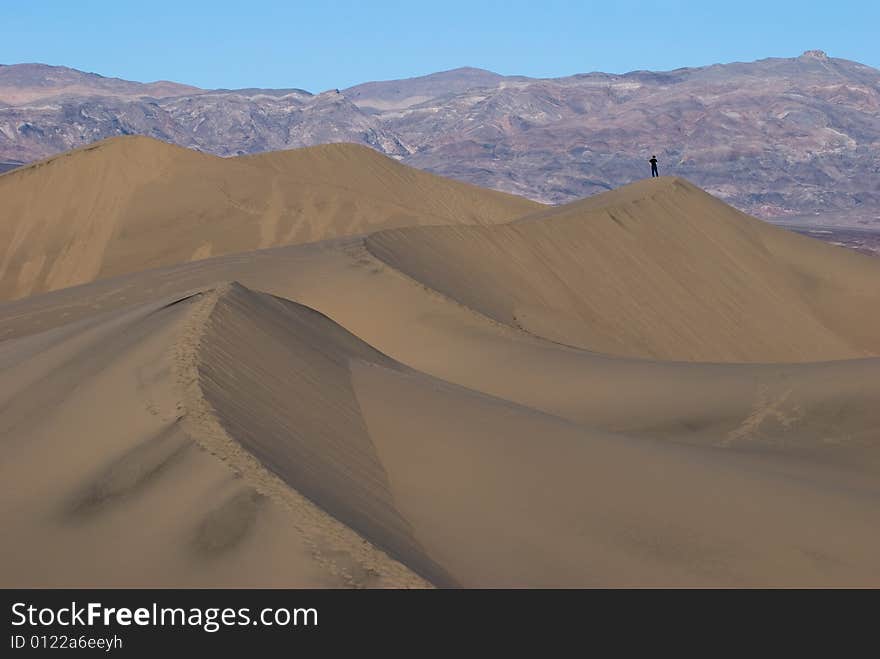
<box><xmin>1</xmin><ymin>142</ymin><xmax>879</xmax><ymax>587</ymax></box>
<box><xmin>0</xmin><ymin>136</ymin><xmax>539</xmax><ymax>301</ymax></box>
<box><xmin>367</xmin><ymin>177</ymin><xmax>880</xmax><ymax>362</ymax></box>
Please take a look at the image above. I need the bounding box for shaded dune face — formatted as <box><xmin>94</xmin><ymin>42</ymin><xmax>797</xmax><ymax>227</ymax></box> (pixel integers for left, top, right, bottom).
<box><xmin>190</xmin><ymin>284</ymin><xmax>455</xmax><ymax>586</ymax></box>
<box><xmin>367</xmin><ymin>177</ymin><xmax>880</xmax><ymax>363</ymax></box>
<box><xmin>0</xmin><ymin>135</ymin><xmax>541</xmax><ymax>301</ymax></box>
<box><xmin>151</xmin><ymin>284</ymin><xmax>880</xmax><ymax>585</ymax></box>
<box><xmin>0</xmin><ymin>291</ymin><xmax>429</xmax><ymax>588</ymax></box>
<box><xmin>2</xmin><ymin>279</ymin><xmax>875</xmax><ymax>587</ymax></box>
<box><xmin>1</xmin><ymin>153</ymin><xmax>880</xmax><ymax>586</ymax></box>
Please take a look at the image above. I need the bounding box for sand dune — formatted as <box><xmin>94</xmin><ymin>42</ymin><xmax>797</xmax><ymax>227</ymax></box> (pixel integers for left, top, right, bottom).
<box><xmin>2</xmin><ymin>270</ymin><xmax>878</xmax><ymax>586</ymax></box>
<box><xmin>1</xmin><ymin>142</ymin><xmax>879</xmax><ymax>587</ymax></box>
<box><xmin>367</xmin><ymin>176</ymin><xmax>880</xmax><ymax>362</ymax></box>
<box><xmin>0</xmin><ymin>135</ymin><xmax>540</xmax><ymax>301</ymax></box>
<box><xmin>0</xmin><ymin>288</ymin><xmax>427</xmax><ymax>587</ymax></box>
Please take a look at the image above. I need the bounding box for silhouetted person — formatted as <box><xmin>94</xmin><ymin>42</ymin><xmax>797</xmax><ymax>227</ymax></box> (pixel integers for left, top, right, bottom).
<box><xmin>649</xmin><ymin>155</ymin><xmax>659</xmax><ymax>177</ymax></box>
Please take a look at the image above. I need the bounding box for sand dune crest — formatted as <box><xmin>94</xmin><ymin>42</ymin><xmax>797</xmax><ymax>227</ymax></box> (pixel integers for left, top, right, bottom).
<box><xmin>367</xmin><ymin>177</ymin><xmax>880</xmax><ymax>362</ymax></box>
<box><xmin>0</xmin><ymin>135</ymin><xmax>540</xmax><ymax>300</ymax></box>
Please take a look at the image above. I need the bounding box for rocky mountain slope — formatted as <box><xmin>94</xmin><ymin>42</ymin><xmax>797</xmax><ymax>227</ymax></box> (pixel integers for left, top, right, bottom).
<box><xmin>2</xmin><ymin>52</ymin><xmax>879</xmax><ymax>224</ymax></box>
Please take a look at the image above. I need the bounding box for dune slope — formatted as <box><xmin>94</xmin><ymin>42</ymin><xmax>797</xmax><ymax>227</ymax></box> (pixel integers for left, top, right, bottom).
<box><xmin>2</xmin><ymin>167</ymin><xmax>880</xmax><ymax>587</ymax></box>
<box><xmin>367</xmin><ymin>177</ymin><xmax>880</xmax><ymax>362</ymax></box>
<box><xmin>181</xmin><ymin>282</ymin><xmax>454</xmax><ymax>585</ymax></box>
<box><xmin>0</xmin><ymin>136</ymin><xmax>541</xmax><ymax>301</ymax></box>
<box><xmin>0</xmin><ymin>288</ymin><xmax>428</xmax><ymax>587</ymax></box>
<box><xmin>2</xmin><ymin>277</ymin><xmax>879</xmax><ymax>586</ymax></box>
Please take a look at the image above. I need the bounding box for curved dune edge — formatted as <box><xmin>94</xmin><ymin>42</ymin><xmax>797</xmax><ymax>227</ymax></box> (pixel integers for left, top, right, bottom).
<box><xmin>171</xmin><ymin>283</ymin><xmax>434</xmax><ymax>588</ymax></box>
<box><xmin>0</xmin><ymin>284</ymin><xmax>431</xmax><ymax>588</ymax></box>
<box><xmin>365</xmin><ymin>176</ymin><xmax>880</xmax><ymax>363</ymax></box>
<box><xmin>162</xmin><ymin>281</ymin><xmax>880</xmax><ymax>587</ymax></box>
<box><xmin>0</xmin><ymin>136</ymin><xmax>542</xmax><ymax>302</ymax></box>
<box><xmin>1</xmin><ymin>267</ymin><xmax>879</xmax><ymax>586</ymax></box>
<box><xmin>2</xmin><ymin>235</ymin><xmax>878</xmax><ymax>461</ymax></box>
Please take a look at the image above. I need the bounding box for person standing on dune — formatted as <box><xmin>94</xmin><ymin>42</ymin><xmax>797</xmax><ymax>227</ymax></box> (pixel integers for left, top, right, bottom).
<box><xmin>649</xmin><ymin>155</ymin><xmax>659</xmax><ymax>177</ymax></box>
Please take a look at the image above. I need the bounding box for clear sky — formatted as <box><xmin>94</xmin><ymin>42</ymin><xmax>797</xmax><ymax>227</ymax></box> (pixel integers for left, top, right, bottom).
<box><xmin>4</xmin><ymin>1</ymin><xmax>879</xmax><ymax>91</ymax></box>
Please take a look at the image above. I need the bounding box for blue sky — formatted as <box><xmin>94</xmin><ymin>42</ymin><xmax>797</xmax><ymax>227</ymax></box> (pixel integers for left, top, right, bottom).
<box><xmin>4</xmin><ymin>1</ymin><xmax>879</xmax><ymax>91</ymax></box>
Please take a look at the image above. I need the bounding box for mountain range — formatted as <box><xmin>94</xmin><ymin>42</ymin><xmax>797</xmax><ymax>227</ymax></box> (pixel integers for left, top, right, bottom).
<box><xmin>2</xmin><ymin>51</ymin><xmax>880</xmax><ymax>227</ymax></box>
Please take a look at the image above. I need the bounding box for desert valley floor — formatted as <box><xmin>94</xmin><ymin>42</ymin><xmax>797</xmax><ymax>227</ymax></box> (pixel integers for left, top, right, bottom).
<box><xmin>1</xmin><ymin>136</ymin><xmax>879</xmax><ymax>587</ymax></box>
